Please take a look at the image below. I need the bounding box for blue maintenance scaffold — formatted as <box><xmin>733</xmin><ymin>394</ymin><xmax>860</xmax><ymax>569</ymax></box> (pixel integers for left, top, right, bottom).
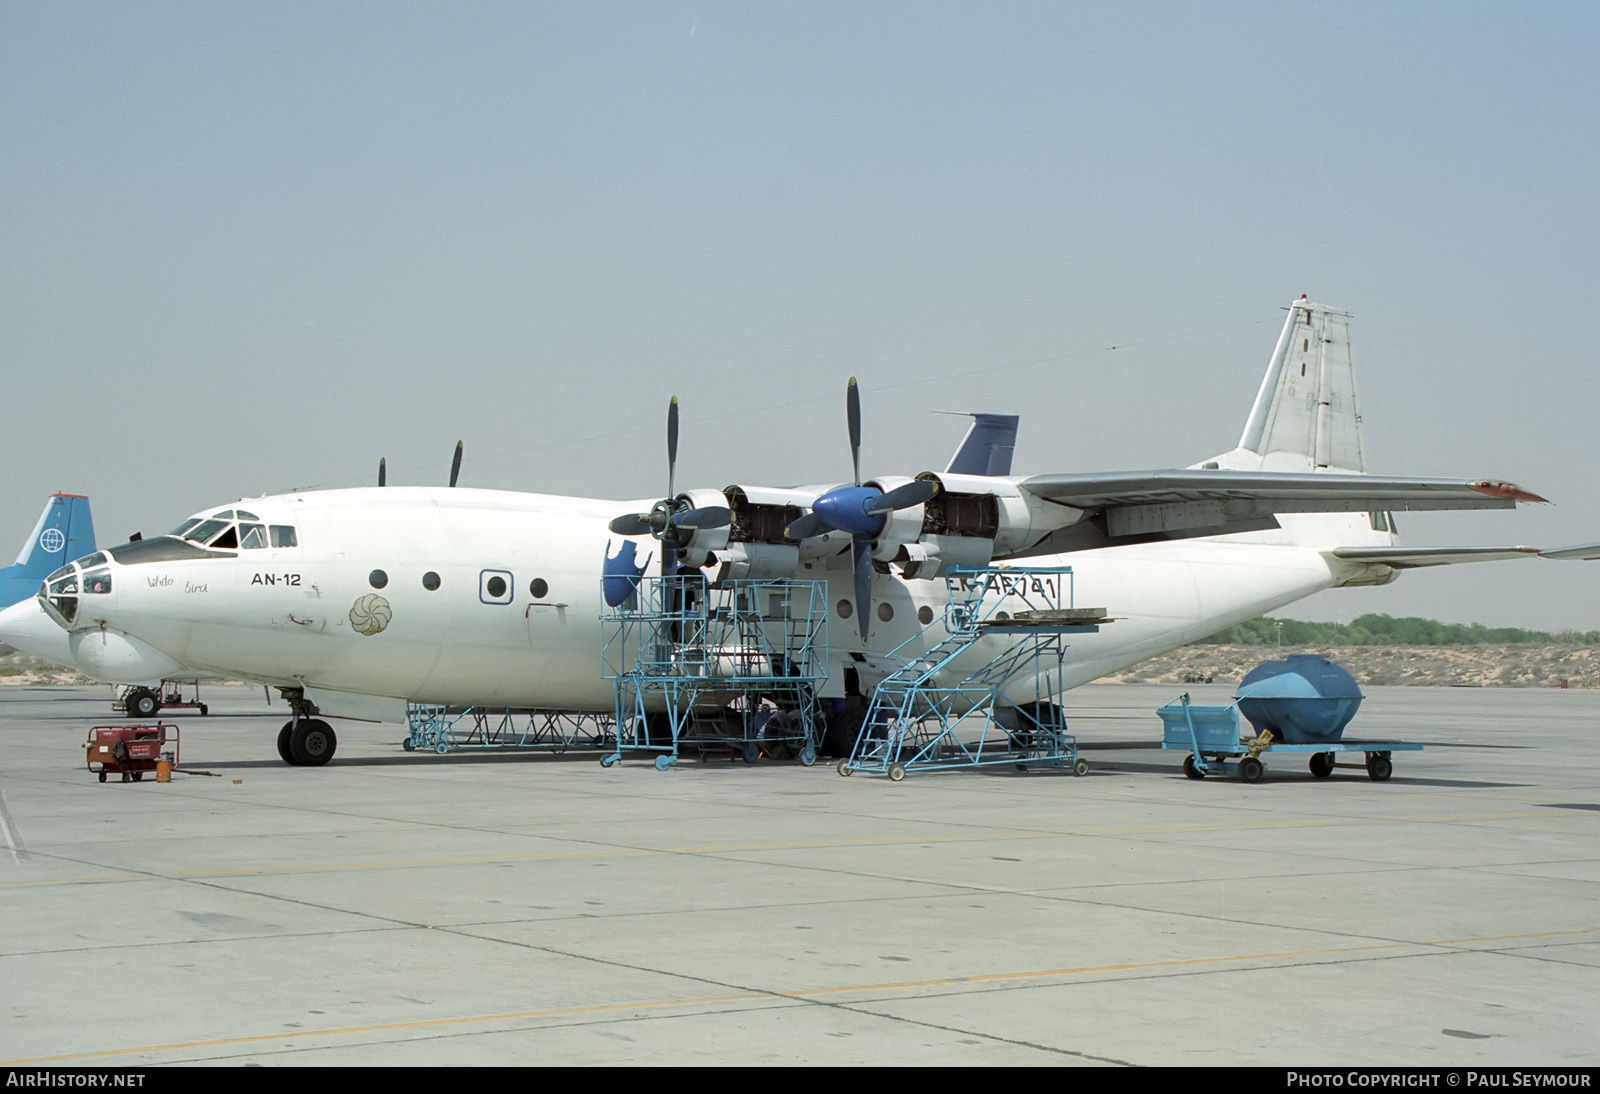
<box><xmin>839</xmin><ymin>566</ymin><xmax>1111</xmax><ymax>781</ymax></box>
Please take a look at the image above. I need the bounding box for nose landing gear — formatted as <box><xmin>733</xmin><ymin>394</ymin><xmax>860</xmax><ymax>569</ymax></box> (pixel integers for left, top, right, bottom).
<box><xmin>277</xmin><ymin>718</ymin><xmax>338</xmax><ymax>766</ymax></box>
<box><xmin>274</xmin><ymin>688</ymin><xmax>337</xmax><ymax>766</ymax></box>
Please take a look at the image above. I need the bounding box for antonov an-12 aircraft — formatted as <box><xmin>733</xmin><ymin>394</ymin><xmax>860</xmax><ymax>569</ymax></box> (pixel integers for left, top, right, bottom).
<box><xmin>38</xmin><ymin>298</ymin><xmax>1547</xmax><ymax>765</ymax></box>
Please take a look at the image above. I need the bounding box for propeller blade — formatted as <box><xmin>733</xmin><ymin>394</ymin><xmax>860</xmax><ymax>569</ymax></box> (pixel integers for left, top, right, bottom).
<box><xmin>865</xmin><ymin>479</ymin><xmax>939</xmax><ymax>515</ymax></box>
<box><xmin>784</xmin><ymin>511</ymin><xmax>835</xmax><ymax>541</ymax></box>
<box><xmin>673</xmin><ymin>506</ymin><xmax>731</xmax><ymax>530</ymax></box>
<box><xmin>377</xmin><ymin>458</ymin><xmax>386</xmax><ymax>487</ymax></box>
<box><xmin>666</xmin><ymin>396</ymin><xmax>679</xmax><ymax>500</ymax></box>
<box><xmin>449</xmin><ymin>441</ymin><xmax>463</xmax><ymax>488</ymax></box>
<box><xmin>609</xmin><ymin>514</ymin><xmax>654</xmax><ymax>536</ymax></box>
<box><xmin>852</xmin><ymin>537</ymin><xmax>873</xmax><ymax>642</ymax></box>
<box><xmin>846</xmin><ymin>377</ymin><xmax>862</xmax><ymax>487</ymax></box>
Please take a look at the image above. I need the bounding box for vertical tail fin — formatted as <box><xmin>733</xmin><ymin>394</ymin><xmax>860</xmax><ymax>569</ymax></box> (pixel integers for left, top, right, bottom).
<box><xmin>3</xmin><ymin>495</ymin><xmax>97</xmax><ymax>606</ymax></box>
<box><xmin>1234</xmin><ymin>297</ymin><xmax>1367</xmax><ymax>473</ymax></box>
<box><xmin>944</xmin><ymin>413</ymin><xmax>1020</xmax><ymax>476</ymax></box>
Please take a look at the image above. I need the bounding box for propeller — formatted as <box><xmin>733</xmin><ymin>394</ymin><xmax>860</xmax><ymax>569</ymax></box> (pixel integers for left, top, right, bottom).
<box><xmin>785</xmin><ymin>377</ymin><xmax>939</xmax><ymax>640</ymax></box>
<box><xmin>607</xmin><ymin>398</ymin><xmax>731</xmax><ymax>580</ymax></box>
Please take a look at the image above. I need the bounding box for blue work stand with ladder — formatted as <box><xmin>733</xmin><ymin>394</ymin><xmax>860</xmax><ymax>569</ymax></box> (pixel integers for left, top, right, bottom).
<box><xmin>839</xmin><ymin>566</ymin><xmax>1110</xmax><ymax>781</ymax></box>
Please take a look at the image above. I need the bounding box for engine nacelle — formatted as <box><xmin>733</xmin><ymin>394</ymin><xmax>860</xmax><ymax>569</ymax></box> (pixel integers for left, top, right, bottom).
<box><xmin>876</xmin><ymin>473</ymin><xmax>1055</xmax><ymax>576</ymax></box>
<box><xmin>673</xmin><ymin>487</ymin><xmax>731</xmax><ymax>561</ymax></box>
<box><xmin>709</xmin><ymin>543</ymin><xmax>802</xmax><ymax>582</ymax></box>
<box><xmin>862</xmin><ymin>476</ymin><xmax>929</xmax><ymax>562</ymax></box>
<box><xmin>718</xmin><ymin>485</ymin><xmax>849</xmax><ymax>573</ymax></box>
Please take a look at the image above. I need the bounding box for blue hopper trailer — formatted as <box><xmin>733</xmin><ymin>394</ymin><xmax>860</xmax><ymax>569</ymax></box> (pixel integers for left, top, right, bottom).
<box><xmin>1158</xmin><ymin>693</ymin><xmax>1421</xmax><ymax>782</ymax></box>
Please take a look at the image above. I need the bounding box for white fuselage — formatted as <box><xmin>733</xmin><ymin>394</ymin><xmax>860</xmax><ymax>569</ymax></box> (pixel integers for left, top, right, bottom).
<box><xmin>50</xmin><ymin>487</ymin><xmax>1392</xmax><ymax>713</ymax></box>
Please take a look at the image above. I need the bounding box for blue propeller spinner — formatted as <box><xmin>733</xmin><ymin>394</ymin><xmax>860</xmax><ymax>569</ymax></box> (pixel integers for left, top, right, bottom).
<box><xmin>603</xmin><ymin>397</ymin><xmax>731</xmax><ymax>607</ymax></box>
<box><xmin>784</xmin><ymin>378</ymin><xmax>939</xmax><ymax>641</ymax></box>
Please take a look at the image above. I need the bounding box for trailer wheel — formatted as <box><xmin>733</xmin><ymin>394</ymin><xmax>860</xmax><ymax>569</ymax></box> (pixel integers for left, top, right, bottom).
<box><xmin>1309</xmin><ymin>752</ymin><xmax>1335</xmax><ymax>778</ymax></box>
<box><xmin>887</xmin><ymin>762</ymin><xmax>907</xmax><ymax>782</ymax></box>
<box><xmin>98</xmin><ymin>771</ymin><xmax>106</xmax><ymax>783</ymax></box>
<box><xmin>1183</xmin><ymin>754</ymin><xmax>1205</xmax><ymax>779</ymax></box>
<box><xmin>1366</xmin><ymin>753</ymin><xmax>1393</xmax><ymax>781</ymax></box>
<box><xmin>1239</xmin><ymin>756</ymin><xmax>1264</xmax><ymax>782</ymax></box>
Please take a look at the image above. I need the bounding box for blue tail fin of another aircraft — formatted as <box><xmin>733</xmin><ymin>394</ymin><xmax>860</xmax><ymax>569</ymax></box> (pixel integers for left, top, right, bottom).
<box><xmin>2</xmin><ymin>494</ymin><xmax>97</xmax><ymax>609</ymax></box>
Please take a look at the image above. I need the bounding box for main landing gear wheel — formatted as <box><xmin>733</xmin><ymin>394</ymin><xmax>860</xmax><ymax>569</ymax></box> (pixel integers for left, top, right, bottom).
<box><xmin>289</xmin><ymin>719</ymin><xmax>337</xmax><ymax>766</ymax></box>
<box><xmin>277</xmin><ymin>722</ymin><xmax>295</xmax><ymax>765</ymax></box>
<box><xmin>1183</xmin><ymin>754</ymin><xmax>1205</xmax><ymax>779</ymax></box>
<box><xmin>1309</xmin><ymin>751</ymin><xmax>1336</xmax><ymax>778</ymax></box>
<box><xmin>1366</xmin><ymin>752</ymin><xmax>1393</xmax><ymax>781</ymax></box>
<box><xmin>1238</xmin><ymin>756</ymin><xmax>1265</xmax><ymax>782</ymax></box>
<box><xmin>127</xmin><ymin>688</ymin><xmax>159</xmax><ymax>718</ymax></box>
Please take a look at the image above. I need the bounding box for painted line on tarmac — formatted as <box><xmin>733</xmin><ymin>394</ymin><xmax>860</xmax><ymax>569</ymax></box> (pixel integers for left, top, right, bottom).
<box><xmin>0</xmin><ymin>788</ymin><xmax>30</xmax><ymax>864</ymax></box>
<box><xmin>8</xmin><ymin>928</ymin><xmax>1597</xmax><ymax>1066</ymax></box>
<box><xmin>0</xmin><ymin>811</ymin><xmax>1561</xmax><ymax>888</ymax></box>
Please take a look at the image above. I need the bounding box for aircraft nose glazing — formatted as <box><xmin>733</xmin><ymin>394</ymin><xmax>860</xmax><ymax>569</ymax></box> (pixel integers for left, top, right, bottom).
<box><xmin>37</xmin><ymin>558</ymin><xmax>118</xmax><ymax>630</ymax></box>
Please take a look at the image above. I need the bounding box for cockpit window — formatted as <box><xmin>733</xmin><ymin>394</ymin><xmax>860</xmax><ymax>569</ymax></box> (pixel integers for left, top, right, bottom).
<box><xmin>83</xmin><ymin>569</ymin><xmax>111</xmax><ymax>594</ymax></box>
<box><xmin>73</xmin><ymin>552</ymin><xmax>107</xmax><ymax>569</ymax></box>
<box><xmin>184</xmin><ymin>519</ymin><xmax>229</xmax><ymax>545</ymax></box>
<box><xmin>170</xmin><ymin>512</ymin><xmax>296</xmax><ymax>553</ymax></box>
<box><xmin>46</xmin><ymin>565</ymin><xmax>75</xmax><ymax>583</ymax></box>
<box><xmin>49</xmin><ymin>574</ymin><xmax>78</xmax><ymax>596</ymax></box>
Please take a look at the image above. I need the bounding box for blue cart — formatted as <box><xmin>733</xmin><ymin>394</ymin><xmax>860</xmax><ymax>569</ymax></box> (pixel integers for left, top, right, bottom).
<box><xmin>1158</xmin><ymin>693</ymin><xmax>1421</xmax><ymax>782</ymax></box>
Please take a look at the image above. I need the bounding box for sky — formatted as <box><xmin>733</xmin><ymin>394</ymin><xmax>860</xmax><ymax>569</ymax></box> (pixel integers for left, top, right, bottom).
<box><xmin>2</xmin><ymin>1</ymin><xmax>1597</xmax><ymax>629</ymax></box>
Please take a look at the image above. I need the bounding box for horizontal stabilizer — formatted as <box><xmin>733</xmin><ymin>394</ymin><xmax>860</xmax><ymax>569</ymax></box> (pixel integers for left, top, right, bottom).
<box><xmin>1540</xmin><ymin>542</ymin><xmax>1600</xmax><ymax>560</ymax></box>
<box><xmin>1331</xmin><ymin>545</ymin><xmax>1542</xmax><ymax>569</ymax></box>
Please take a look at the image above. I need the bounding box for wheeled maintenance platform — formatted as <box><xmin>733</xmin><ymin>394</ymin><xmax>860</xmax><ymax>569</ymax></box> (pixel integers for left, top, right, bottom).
<box><xmin>840</xmin><ymin>566</ymin><xmax>1109</xmax><ymax>780</ymax></box>
<box><xmin>602</xmin><ymin>575</ymin><xmax>829</xmax><ymax>769</ymax></box>
<box><xmin>1158</xmin><ymin>693</ymin><xmax>1421</xmax><ymax>782</ymax></box>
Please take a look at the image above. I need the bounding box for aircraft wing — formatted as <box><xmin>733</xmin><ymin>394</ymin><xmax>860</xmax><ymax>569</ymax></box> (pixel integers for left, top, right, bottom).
<box><xmin>1540</xmin><ymin>542</ymin><xmax>1600</xmax><ymax>561</ymax></box>
<box><xmin>1330</xmin><ymin>546</ymin><xmax>1543</xmax><ymax>568</ymax></box>
<box><xmin>1019</xmin><ymin>470</ymin><xmax>1543</xmax><ymax>512</ymax></box>
<box><xmin>1007</xmin><ymin>470</ymin><xmax>1545</xmax><ymax>553</ymax></box>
